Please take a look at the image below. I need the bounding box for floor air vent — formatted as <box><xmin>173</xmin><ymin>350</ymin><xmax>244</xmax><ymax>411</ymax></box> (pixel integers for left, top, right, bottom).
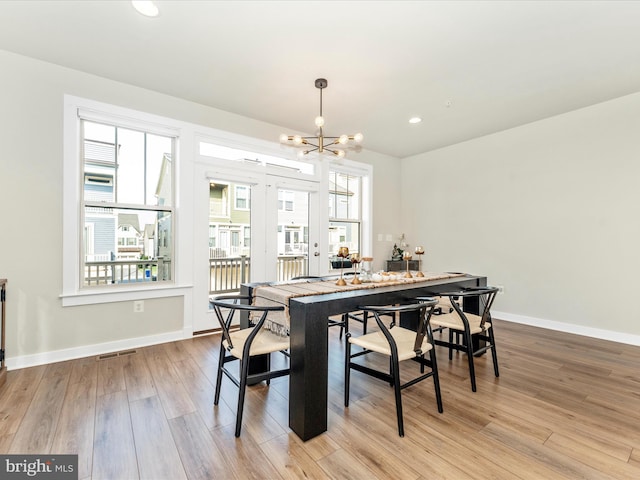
<box><xmin>97</xmin><ymin>349</ymin><xmax>138</xmax><ymax>361</ymax></box>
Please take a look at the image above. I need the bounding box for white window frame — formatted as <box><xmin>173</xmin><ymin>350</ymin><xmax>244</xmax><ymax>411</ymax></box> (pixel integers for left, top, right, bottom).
<box><xmin>62</xmin><ymin>95</ymin><xmax>192</xmax><ymax>306</ymax></box>
<box><xmin>321</xmin><ymin>161</ymin><xmax>372</xmax><ymax>273</ymax></box>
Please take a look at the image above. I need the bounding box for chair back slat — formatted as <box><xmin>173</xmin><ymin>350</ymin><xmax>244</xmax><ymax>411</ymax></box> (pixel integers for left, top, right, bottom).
<box><xmin>209</xmin><ymin>294</ymin><xmax>285</xmax><ymax>353</ymax></box>
<box><xmin>433</xmin><ymin>286</ymin><xmax>499</xmax><ymax>329</ymax></box>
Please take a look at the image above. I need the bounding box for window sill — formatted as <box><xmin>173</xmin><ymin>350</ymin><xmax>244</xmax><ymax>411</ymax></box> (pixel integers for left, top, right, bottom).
<box><xmin>60</xmin><ymin>283</ymin><xmax>193</xmax><ymax>307</ymax></box>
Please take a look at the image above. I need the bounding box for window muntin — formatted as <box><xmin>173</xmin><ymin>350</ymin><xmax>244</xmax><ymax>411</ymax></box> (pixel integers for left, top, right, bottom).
<box><xmin>81</xmin><ymin>120</ymin><xmax>174</xmax><ymax>287</ymax></box>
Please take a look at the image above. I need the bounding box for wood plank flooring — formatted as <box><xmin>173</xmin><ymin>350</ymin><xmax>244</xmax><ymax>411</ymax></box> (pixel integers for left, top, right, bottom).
<box><xmin>1</xmin><ymin>319</ymin><xmax>639</xmax><ymax>479</ymax></box>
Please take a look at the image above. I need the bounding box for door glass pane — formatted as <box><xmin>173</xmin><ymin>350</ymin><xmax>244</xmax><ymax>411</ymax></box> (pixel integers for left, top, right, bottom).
<box><xmin>208</xmin><ymin>180</ymin><xmax>251</xmax><ymax>293</ymax></box>
<box><xmin>277</xmin><ymin>188</ymin><xmax>309</xmax><ymax>281</ymax></box>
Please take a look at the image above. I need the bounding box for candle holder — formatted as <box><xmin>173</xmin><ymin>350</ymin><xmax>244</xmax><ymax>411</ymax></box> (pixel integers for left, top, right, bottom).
<box><xmin>414</xmin><ymin>246</ymin><xmax>425</xmax><ymax>277</ymax></box>
<box><xmin>360</xmin><ymin>256</ymin><xmax>373</xmax><ymax>281</ymax></box>
<box><xmin>336</xmin><ymin>247</ymin><xmax>349</xmax><ymax>286</ymax></box>
<box><xmin>403</xmin><ymin>251</ymin><xmax>413</xmax><ymax>278</ymax></box>
<box><xmin>350</xmin><ymin>253</ymin><xmax>361</xmax><ymax>284</ymax></box>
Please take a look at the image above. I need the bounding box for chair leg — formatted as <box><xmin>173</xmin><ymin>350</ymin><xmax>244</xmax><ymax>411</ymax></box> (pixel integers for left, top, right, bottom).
<box><xmin>214</xmin><ymin>345</ymin><xmax>226</xmax><ymax>405</ymax></box>
<box><xmin>429</xmin><ymin>347</ymin><xmax>443</xmax><ymax>413</ymax></box>
<box><xmin>448</xmin><ymin>329</ymin><xmax>454</xmax><ymax>360</ymax></box>
<box><xmin>391</xmin><ymin>356</ymin><xmax>404</xmax><ymax>437</ymax></box>
<box><xmin>235</xmin><ymin>358</ymin><xmax>252</xmax><ymax>437</ymax></box>
<box><xmin>266</xmin><ymin>353</ymin><xmax>271</xmax><ymax>386</ymax></box>
<box><xmin>344</xmin><ymin>340</ymin><xmax>351</xmax><ymax>407</ymax></box>
<box><xmin>463</xmin><ymin>330</ymin><xmax>477</xmax><ymax>392</ymax></box>
<box><xmin>488</xmin><ymin>327</ymin><xmax>500</xmax><ymax>377</ymax></box>
<box><xmin>339</xmin><ymin>313</ymin><xmax>347</xmax><ymax>340</ymax></box>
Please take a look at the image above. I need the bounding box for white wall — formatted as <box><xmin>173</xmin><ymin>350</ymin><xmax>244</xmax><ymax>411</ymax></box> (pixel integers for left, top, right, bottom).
<box><xmin>0</xmin><ymin>50</ymin><xmax>401</xmax><ymax>367</ymax></box>
<box><xmin>400</xmin><ymin>91</ymin><xmax>640</xmax><ymax>342</ymax></box>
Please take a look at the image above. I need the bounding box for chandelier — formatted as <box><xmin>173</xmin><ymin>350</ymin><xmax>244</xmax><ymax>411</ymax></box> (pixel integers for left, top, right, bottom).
<box><xmin>280</xmin><ymin>78</ymin><xmax>363</xmax><ymax>158</ymax></box>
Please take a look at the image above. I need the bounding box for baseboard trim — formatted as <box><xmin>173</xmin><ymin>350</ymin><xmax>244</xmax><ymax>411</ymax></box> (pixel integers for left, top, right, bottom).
<box><xmin>7</xmin><ymin>312</ymin><xmax>639</xmax><ymax>370</ymax></box>
<box><xmin>7</xmin><ymin>329</ymin><xmax>188</xmax><ymax>370</ymax></box>
<box><xmin>493</xmin><ymin>310</ymin><xmax>640</xmax><ymax>347</ymax></box>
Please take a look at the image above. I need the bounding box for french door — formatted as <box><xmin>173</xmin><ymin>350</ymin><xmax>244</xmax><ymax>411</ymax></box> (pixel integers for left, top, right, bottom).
<box><xmin>193</xmin><ymin>162</ymin><xmax>320</xmax><ymax>332</ymax></box>
<box><xmin>267</xmin><ymin>177</ymin><xmax>321</xmax><ymax>281</ymax></box>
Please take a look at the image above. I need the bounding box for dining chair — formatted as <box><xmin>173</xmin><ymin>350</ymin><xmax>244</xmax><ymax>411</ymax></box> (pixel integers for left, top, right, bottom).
<box><xmin>429</xmin><ymin>286</ymin><xmax>499</xmax><ymax>392</ymax></box>
<box><xmin>210</xmin><ymin>294</ymin><xmax>290</xmax><ymax>437</ymax></box>
<box><xmin>344</xmin><ymin>299</ymin><xmax>443</xmax><ymax>437</ymax></box>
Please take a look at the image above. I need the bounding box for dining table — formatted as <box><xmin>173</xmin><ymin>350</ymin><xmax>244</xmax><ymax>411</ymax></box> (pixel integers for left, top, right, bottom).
<box><xmin>241</xmin><ymin>271</ymin><xmax>487</xmax><ymax>441</ymax></box>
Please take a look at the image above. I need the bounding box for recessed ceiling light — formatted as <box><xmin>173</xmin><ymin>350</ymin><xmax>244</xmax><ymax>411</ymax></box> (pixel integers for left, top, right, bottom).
<box><xmin>132</xmin><ymin>1</ymin><xmax>159</xmax><ymax>17</ymax></box>
<box><xmin>409</xmin><ymin>117</ymin><xmax>422</xmax><ymax>124</ymax></box>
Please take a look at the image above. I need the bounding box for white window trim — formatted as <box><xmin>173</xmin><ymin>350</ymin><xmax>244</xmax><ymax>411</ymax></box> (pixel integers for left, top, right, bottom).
<box><xmin>62</xmin><ymin>95</ymin><xmax>191</xmax><ymax>306</ymax></box>
<box><xmin>62</xmin><ymin>96</ymin><xmax>372</xmax><ymax>311</ymax></box>
<box><xmin>316</xmin><ymin>159</ymin><xmax>372</xmax><ymax>274</ymax></box>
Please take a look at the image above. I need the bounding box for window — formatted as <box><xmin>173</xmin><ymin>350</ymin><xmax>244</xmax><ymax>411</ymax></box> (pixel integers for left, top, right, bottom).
<box><xmin>209</xmin><ymin>225</ymin><xmax>217</xmax><ymax>248</ymax></box>
<box><xmin>329</xmin><ymin>171</ymin><xmax>361</xmax><ymax>259</ymax></box>
<box><xmin>81</xmin><ymin>119</ymin><xmax>175</xmax><ymax>287</ymax></box>
<box><xmin>244</xmin><ymin>226</ymin><xmax>251</xmax><ymax>249</ymax></box>
<box><xmin>278</xmin><ymin>190</ymin><xmax>294</xmax><ymax>211</ymax></box>
<box><xmin>235</xmin><ymin>185</ymin><xmax>250</xmax><ymax>210</ymax></box>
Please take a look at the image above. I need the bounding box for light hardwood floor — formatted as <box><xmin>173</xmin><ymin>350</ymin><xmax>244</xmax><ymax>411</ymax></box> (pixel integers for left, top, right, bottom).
<box><xmin>1</xmin><ymin>319</ymin><xmax>639</xmax><ymax>479</ymax></box>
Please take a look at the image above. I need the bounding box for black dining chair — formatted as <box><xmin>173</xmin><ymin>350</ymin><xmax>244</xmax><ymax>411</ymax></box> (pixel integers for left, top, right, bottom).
<box><xmin>429</xmin><ymin>286</ymin><xmax>500</xmax><ymax>392</ymax></box>
<box><xmin>210</xmin><ymin>294</ymin><xmax>290</xmax><ymax>437</ymax></box>
<box><xmin>344</xmin><ymin>299</ymin><xmax>443</xmax><ymax>437</ymax></box>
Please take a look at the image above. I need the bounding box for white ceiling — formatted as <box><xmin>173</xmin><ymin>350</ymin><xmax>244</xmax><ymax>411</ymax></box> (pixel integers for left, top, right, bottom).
<box><xmin>1</xmin><ymin>0</ymin><xmax>640</xmax><ymax>158</ymax></box>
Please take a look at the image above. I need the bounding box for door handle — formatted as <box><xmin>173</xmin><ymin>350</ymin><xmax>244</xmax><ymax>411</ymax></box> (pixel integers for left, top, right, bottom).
<box><xmin>314</xmin><ymin>252</ymin><xmax>320</xmax><ymax>256</ymax></box>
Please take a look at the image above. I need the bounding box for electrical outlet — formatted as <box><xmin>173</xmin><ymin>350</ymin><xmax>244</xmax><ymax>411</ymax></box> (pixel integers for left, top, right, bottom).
<box><xmin>497</xmin><ymin>285</ymin><xmax>505</xmax><ymax>295</ymax></box>
<box><xmin>133</xmin><ymin>300</ymin><xmax>144</xmax><ymax>313</ymax></box>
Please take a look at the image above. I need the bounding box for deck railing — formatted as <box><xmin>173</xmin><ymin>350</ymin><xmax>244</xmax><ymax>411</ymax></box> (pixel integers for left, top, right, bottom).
<box><xmin>84</xmin><ymin>258</ymin><xmax>171</xmax><ymax>286</ymax></box>
<box><xmin>209</xmin><ymin>255</ymin><xmax>308</xmax><ymax>294</ymax></box>
<box><xmin>83</xmin><ymin>255</ymin><xmax>306</xmax><ymax>293</ymax></box>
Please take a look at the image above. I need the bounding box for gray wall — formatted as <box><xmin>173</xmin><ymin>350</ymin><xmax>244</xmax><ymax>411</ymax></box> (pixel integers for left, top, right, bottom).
<box><xmin>400</xmin><ymin>91</ymin><xmax>640</xmax><ymax>339</ymax></box>
<box><xmin>0</xmin><ymin>49</ymin><xmax>400</xmax><ymax>365</ymax></box>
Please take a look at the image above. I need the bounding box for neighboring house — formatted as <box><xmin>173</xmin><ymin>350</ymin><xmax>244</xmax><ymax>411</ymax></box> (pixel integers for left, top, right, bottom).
<box><xmin>84</xmin><ymin>140</ymin><xmax>117</xmax><ymax>262</ymax></box>
<box><xmin>117</xmin><ymin>214</ymin><xmax>142</xmax><ymax>259</ymax></box>
<box><xmin>84</xmin><ymin>140</ymin><xmax>170</xmax><ymax>263</ymax></box>
<box><xmin>277</xmin><ymin>189</ymin><xmax>308</xmax><ymax>256</ymax></box>
<box><xmin>155</xmin><ymin>153</ymin><xmax>173</xmax><ymax>261</ymax></box>
<box><xmin>208</xmin><ymin>180</ymin><xmax>251</xmax><ymax>258</ymax></box>
<box><xmin>143</xmin><ymin>224</ymin><xmax>155</xmax><ymax>259</ymax></box>
<box><xmin>207</xmin><ymin>179</ymin><xmax>310</xmax><ymax>259</ymax></box>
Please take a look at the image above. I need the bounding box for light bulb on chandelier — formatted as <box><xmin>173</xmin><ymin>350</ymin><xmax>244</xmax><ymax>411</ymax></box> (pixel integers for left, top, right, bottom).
<box><xmin>280</xmin><ymin>78</ymin><xmax>363</xmax><ymax>159</ymax></box>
